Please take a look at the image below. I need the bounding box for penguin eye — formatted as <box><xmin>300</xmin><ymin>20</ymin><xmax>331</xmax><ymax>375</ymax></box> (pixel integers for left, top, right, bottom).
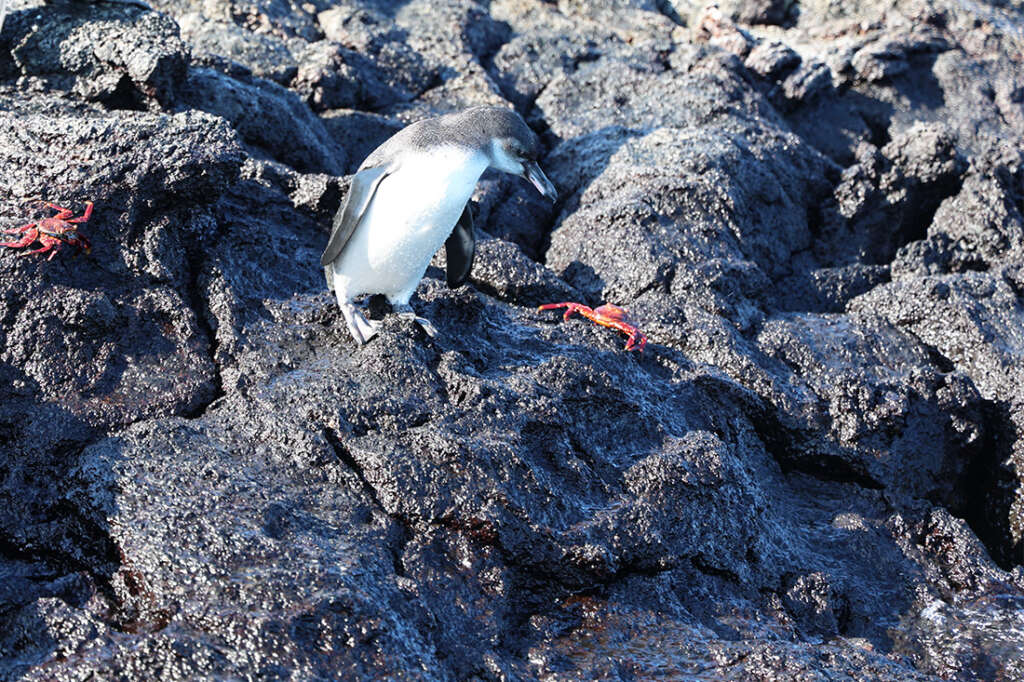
<box><xmin>506</xmin><ymin>140</ymin><xmax>527</xmax><ymax>160</ymax></box>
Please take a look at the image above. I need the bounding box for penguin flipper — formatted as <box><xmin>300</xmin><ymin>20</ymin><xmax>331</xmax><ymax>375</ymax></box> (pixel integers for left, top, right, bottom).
<box><xmin>321</xmin><ymin>165</ymin><xmax>391</xmax><ymax>267</ymax></box>
<box><xmin>445</xmin><ymin>204</ymin><xmax>475</xmax><ymax>288</ymax></box>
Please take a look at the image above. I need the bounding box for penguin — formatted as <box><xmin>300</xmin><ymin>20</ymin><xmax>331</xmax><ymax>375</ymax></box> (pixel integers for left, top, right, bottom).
<box><xmin>321</xmin><ymin>106</ymin><xmax>557</xmax><ymax>345</ymax></box>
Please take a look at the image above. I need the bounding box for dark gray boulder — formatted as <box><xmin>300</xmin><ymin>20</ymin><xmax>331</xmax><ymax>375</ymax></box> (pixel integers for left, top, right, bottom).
<box><xmin>177</xmin><ymin>66</ymin><xmax>346</xmax><ymax>174</ymax></box>
<box><xmin>755</xmin><ymin>312</ymin><xmax>984</xmax><ymax>504</ymax></box>
<box><xmin>816</xmin><ymin>123</ymin><xmax>967</xmax><ymax>267</ymax></box>
<box><xmin>852</xmin><ymin>272</ymin><xmax>1024</xmax><ymax>566</ymax></box>
<box><xmin>177</xmin><ymin>12</ymin><xmax>300</xmax><ymax>83</ymax></box>
<box><xmin>290</xmin><ymin>36</ymin><xmax>434</xmax><ymax>112</ymax></box>
<box><xmin>893</xmin><ymin>143</ymin><xmax>1024</xmax><ymax>277</ymax></box>
<box><xmin>5</xmin><ymin>2</ymin><xmax>187</xmax><ymax>108</ymax></box>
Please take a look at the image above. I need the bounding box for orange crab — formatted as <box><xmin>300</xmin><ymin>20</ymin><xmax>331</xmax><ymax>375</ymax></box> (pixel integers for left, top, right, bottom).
<box><xmin>538</xmin><ymin>301</ymin><xmax>647</xmax><ymax>352</ymax></box>
<box><xmin>1</xmin><ymin>200</ymin><xmax>93</xmax><ymax>260</ymax></box>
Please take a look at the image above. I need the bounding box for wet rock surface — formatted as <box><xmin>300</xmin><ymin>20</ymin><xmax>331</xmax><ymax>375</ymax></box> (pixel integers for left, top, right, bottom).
<box><xmin>2</xmin><ymin>0</ymin><xmax>1024</xmax><ymax>679</ymax></box>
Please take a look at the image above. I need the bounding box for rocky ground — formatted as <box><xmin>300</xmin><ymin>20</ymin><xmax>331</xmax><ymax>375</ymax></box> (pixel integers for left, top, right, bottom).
<box><xmin>1</xmin><ymin>0</ymin><xmax>1023</xmax><ymax>679</ymax></box>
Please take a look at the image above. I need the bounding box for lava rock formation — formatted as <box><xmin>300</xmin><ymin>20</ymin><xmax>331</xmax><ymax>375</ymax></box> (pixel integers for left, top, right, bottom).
<box><xmin>1</xmin><ymin>0</ymin><xmax>1024</xmax><ymax>679</ymax></box>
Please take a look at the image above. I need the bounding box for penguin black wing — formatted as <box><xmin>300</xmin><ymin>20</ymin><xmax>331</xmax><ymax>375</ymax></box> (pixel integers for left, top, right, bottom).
<box><xmin>321</xmin><ymin>165</ymin><xmax>392</xmax><ymax>267</ymax></box>
<box><xmin>444</xmin><ymin>204</ymin><xmax>475</xmax><ymax>288</ymax></box>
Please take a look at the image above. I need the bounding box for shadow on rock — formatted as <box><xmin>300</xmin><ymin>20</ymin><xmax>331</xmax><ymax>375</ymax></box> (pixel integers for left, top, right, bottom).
<box><xmin>0</xmin><ymin>361</ymin><xmax>120</xmax><ymax>678</ymax></box>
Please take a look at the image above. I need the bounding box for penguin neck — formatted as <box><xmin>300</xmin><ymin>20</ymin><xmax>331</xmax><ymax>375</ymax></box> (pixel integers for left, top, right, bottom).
<box><xmin>411</xmin><ymin>145</ymin><xmax>491</xmax><ymax>207</ymax></box>
<box><xmin>432</xmin><ymin>144</ymin><xmax>491</xmax><ymax>184</ymax></box>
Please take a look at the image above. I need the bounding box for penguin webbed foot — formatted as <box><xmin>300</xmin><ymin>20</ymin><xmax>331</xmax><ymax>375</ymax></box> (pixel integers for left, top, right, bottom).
<box><xmin>392</xmin><ymin>303</ymin><xmax>438</xmax><ymax>338</ymax></box>
<box><xmin>415</xmin><ymin>317</ymin><xmax>439</xmax><ymax>337</ymax></box>
<box><xmin>341</xmin><ymin>302</ymin><xmax>380</xmax><ymax>345</ymax></box>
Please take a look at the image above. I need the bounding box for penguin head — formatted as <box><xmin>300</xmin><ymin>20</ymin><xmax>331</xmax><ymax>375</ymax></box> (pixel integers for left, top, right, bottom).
<box><xmin>459</xmin><ymin>107</ymin><xmax>558</xmax><ymax>201</ymax></box>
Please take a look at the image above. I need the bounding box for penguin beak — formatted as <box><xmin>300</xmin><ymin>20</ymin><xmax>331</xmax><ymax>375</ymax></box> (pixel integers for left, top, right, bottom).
<box><xmin>522</xmin><ymin>161</ymin><xmax>557</xmax><ymax>202</ymax></box>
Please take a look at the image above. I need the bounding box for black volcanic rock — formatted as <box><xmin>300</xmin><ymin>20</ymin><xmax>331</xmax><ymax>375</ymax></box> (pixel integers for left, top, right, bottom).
<box><xmin>852</xmin><ymin>272</ymin><xmax>1024</xmax><ymax>566</ymax></box>
<box><xmin>817</xmin><ymin>123</ymin><xmax>966</xmax><ymax>267</ymax></box>
<box><xmin>755</xmin><ymin>312</ymin><xmax>985</xmax><ymax>504</ymax></box>
<box><xmin>893</xmin><ymin>142</ymin><xmax>1024</xmax><ymax>277</ymax></box>
<box><xmin>3</xmin><ymin>0</ymin><xmax>1024</xmax><ymax>679</ymax></box>
<box><xmin>177</xmin><ymin>66</ymin><xmax>346</xmax><ymax>174</ymax></box>
<box><xmin>5</xmin><ymin>2</ymin><xmax>187</xmax><ymax>108</ymax></box>
<box><xmin>319</xmin><ymin>108</ymin><xmax>404</xmax><ymax>173</ymax></box>
<box><xmin>290</xmin><ymin>36</ymin><xmax>434</xmax><ymax>112</ymax></box>
<box><xmin>545</xmin><ymin>120</ymin><xmax>829</xmax><ymax>304</ymax></box>
<box><xmin>710</xmin><ymin>0</ymin><xmax>792</xmax><ymax>26</ymax></box>
<box><xmin>177</xmin><ymin>12</ymin><xmax>300</xmax><ymax>83</ymax></box>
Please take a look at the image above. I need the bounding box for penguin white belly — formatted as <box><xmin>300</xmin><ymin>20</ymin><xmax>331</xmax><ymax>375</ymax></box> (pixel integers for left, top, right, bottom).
<box><xmin>332</xmin><ymin>147</ymin><xmax>488</xmax><ymax>303</ymax></box>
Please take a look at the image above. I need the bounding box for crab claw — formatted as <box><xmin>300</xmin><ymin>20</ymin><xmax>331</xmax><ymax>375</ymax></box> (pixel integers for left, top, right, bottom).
<box><xmin>77</xmin><ymin>234</ymin><xmax>92</xmax><ymax>255</ymax></box>
<box><xmin>623</xmin><ymin>328</ymin><xmax>647</xmax><ymax>352</ymax></box>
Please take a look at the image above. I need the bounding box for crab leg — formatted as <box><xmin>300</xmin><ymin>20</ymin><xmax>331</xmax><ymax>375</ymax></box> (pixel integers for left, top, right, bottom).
<box><xmin>3</xmin><ymin>222</ymin><xmax>39</xmax><ymax>236</ymax></box>
<box><xmin>65</xmin><ymin>201</ymin><xmax>93</xmax><ymax>224</ymax></box>
<box><xmin>538</xmin><ymin>301</ymin><xmax>593</xmax><ymax>321</ymax></box>
<box><xmin>35</xmin><ymin>201</ymin><xmax>74</xmax><ymax>220</ymax></box>
<box><xmin>612</xmin><ymin>323</ymin><xmax>646</xmax><ymax>351</ymax></box>
<box><xmin>17</xmin><ymin>242</ymin><xmax>60</xmax><ymax>258</ymax></box>
<box><xmin>580</xmin><ymin>311</ymin><xmax>648</xmax><ymax>351</ymax></box>
<box><xmin>0</xmin><ymin>227</ymin><xmax>41</xmax><ymax>249</ymax></box>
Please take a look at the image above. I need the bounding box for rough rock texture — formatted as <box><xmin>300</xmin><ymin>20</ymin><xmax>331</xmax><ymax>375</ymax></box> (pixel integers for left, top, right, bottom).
<box><xmin>2</xmin><ymin>0</ymin><xmax>1024</xmax><ymax>679</ymax></box>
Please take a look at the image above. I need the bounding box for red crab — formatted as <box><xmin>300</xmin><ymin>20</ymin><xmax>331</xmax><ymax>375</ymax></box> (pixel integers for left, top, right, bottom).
<box><xmin>1</xmin><ymin>200</ymin><xmax>93</xmax><ymax>260</ymax></box>
<box><xmin>538</xmin><ymin>301</ymin><xmax>647</xmax><ymax>352</ymax></box>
